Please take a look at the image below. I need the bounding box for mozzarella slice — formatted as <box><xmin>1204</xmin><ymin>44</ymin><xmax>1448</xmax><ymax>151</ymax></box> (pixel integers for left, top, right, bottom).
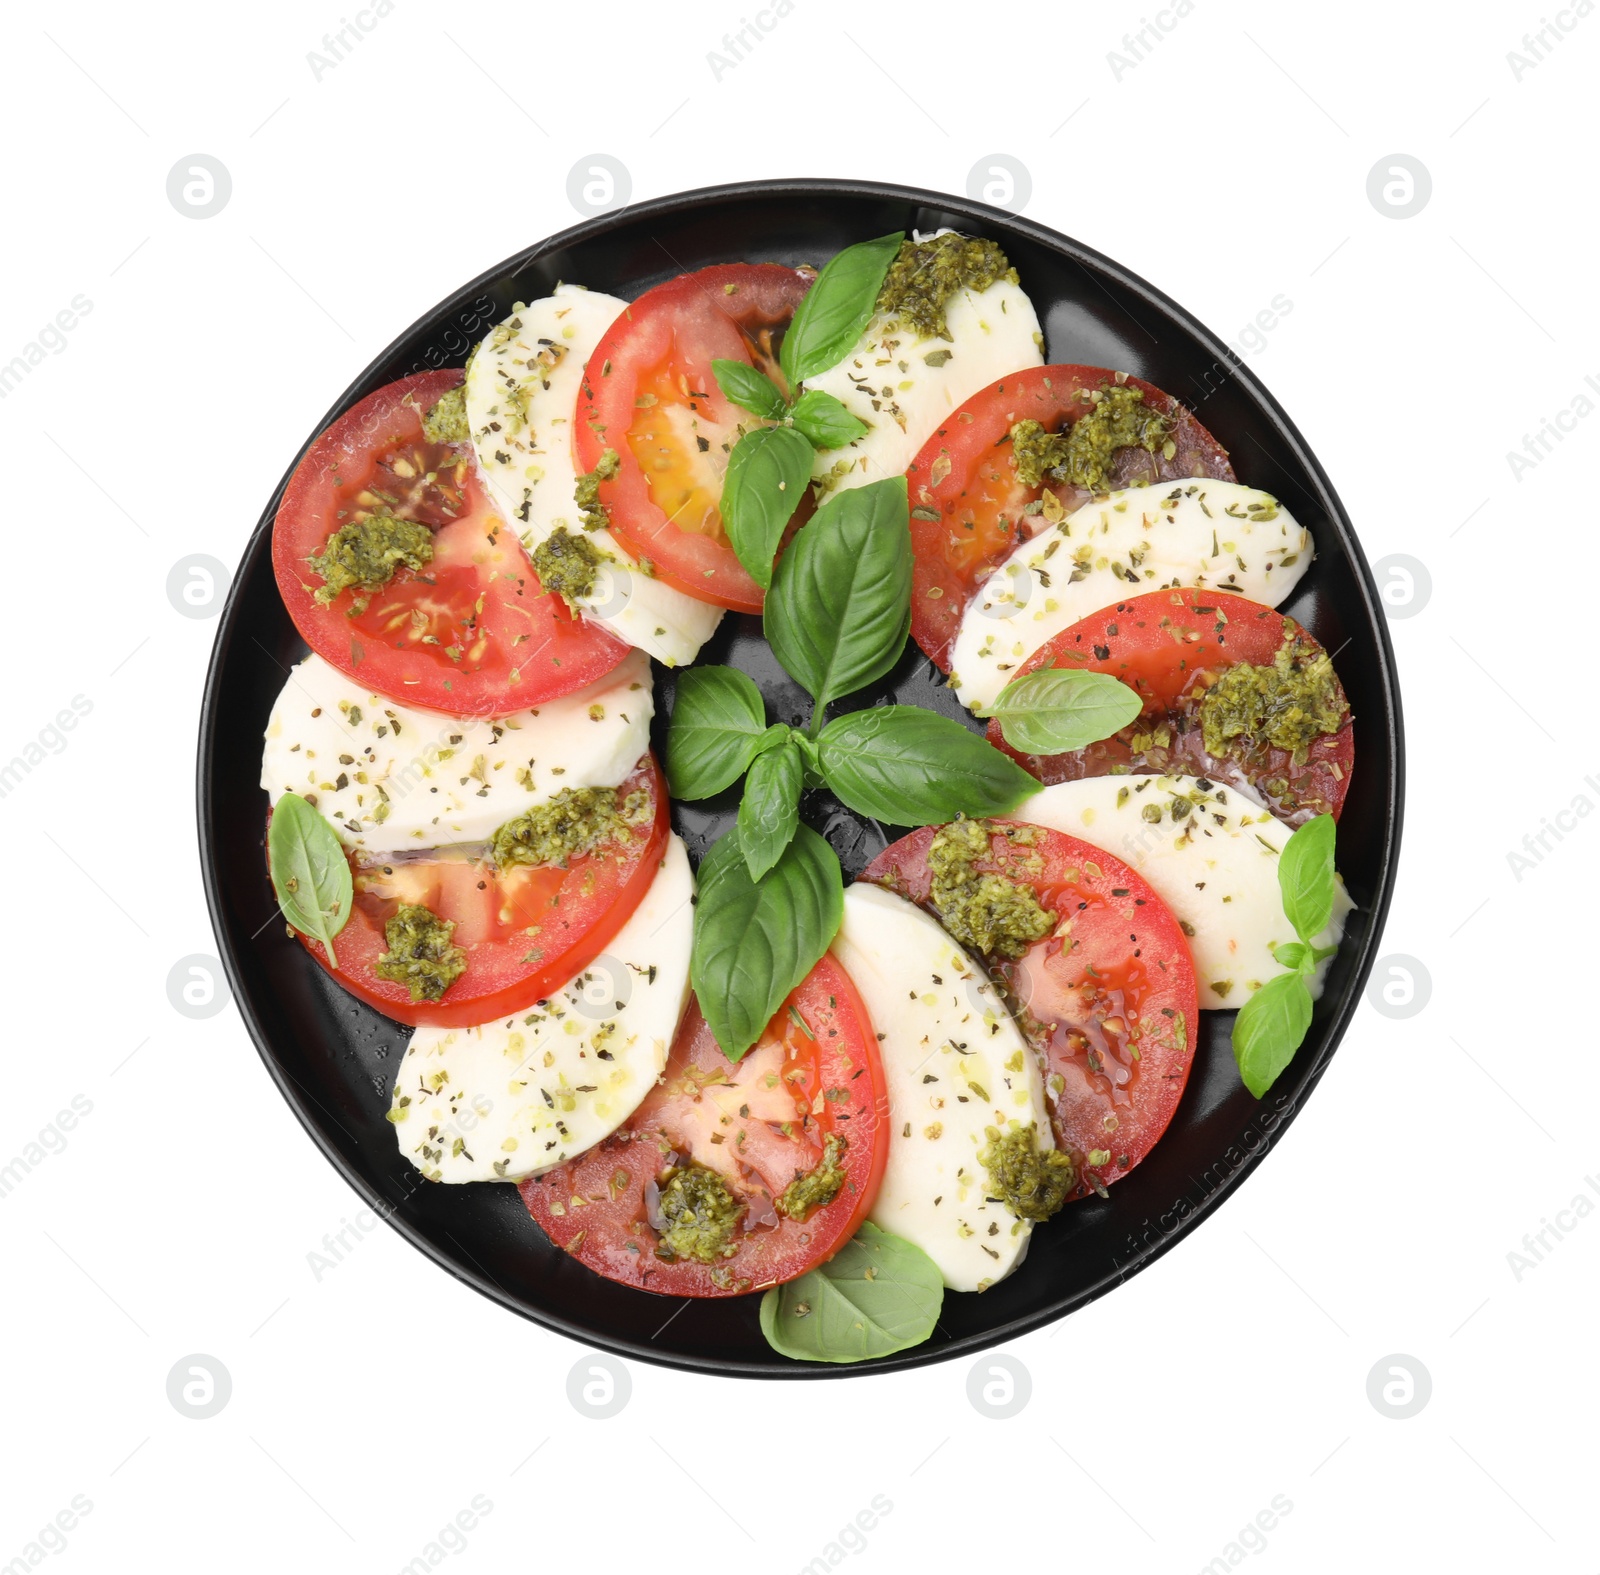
<box><xmin>260</xmin><ymin>647</ymin><xmax>652</xmax><ymax>854</ymax></box>
<box><xmin>464</xmin><ymin>286</ymin><xmax>723</xmax><ymax>667</ymax></box>
<box><xmin>1020</xmin><ymin>775</ymin><xmax>1351</xmax><ymax>1004</ymax></box>
<box><xmin>803</xmin><ymin>272</ymin><xmax>1043</xmax><ymax>495</ymax></box>
<box><xmin>833</xmin><ymin>884</ymin><xmax>1053</xmax><ymax>1293</ymax></box>
<box><xmin>948</xmin><ymin>480</ymin><xmax>1313</xmax><ymax>713</ymax></box>
<box><xmin>390</xmin><ymin>834</ymin><xmax>695</xmax><ymax>1183</ymax></box>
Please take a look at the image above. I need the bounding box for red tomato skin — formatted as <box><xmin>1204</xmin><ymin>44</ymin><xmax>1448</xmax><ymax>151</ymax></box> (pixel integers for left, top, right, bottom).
<box><xmin>905</xmin><ymin>364</ymin><xmax>1235</xmax><ymax>669</ymax></box>
<box><xmin>274</xmin><ymin>756</ymin><xmax>670</xmax><ymax>1029</ymax></box>
<box><xmin>274</xmin><ymin>370</ymin><xmax>629</xmax><ymax>716</ymax></box>
<box><xmin>987</xmin><ymin>590</ymin><xmax>1355</xmax><ymax>823</ymax></box>
<box><xmin>860</xmin><ymin>822</ymin><xmax>1198</xmax><ymax>1201</ymax></box>
<box><xmin>574</xmin><ymin>263</ymin><xmax>813</xmax><ymax>614</ymax></box>
<box><xmin>521</xmin><ymin>957</ymin><xmax>889</xmax><ymax>1296</ymax></box>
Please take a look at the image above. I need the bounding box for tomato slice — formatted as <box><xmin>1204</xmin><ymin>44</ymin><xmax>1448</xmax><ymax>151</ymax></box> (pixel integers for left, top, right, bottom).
<box><xmin>573</xmin><ymin>263</ymin><xmax>813</xmax><ymax>614</ymax></box>
<box><xmin>988</xmin><ymin>590</ymin><xmax>1354</xmax><ymax>824</ymax></box>
<box><xmin>521</xmin><ymin>956</ymin><xmax>889</xmax><ymax>1296</ymax></box>
<box><xmin>274</xmin><ymin>370</ymin><xmax>630</xmax><ymax>715</ymax></box>
<box><xmin>272</xmin><ymin>756</ymin><xmax>669</xmax><ymax>1028</ymax></box>
<box><xmin>861</xmin><ymin>822</ymin><xmax>1198</xmax><ymax>1200</ymax></box>
<box><xmin>906</xmin><ymin>365</ymin><xmax>1235</xmax><ymax>670</ymax></box>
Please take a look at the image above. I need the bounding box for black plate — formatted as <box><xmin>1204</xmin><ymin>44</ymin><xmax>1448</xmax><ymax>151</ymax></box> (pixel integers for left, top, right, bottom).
<box><xmin>198</xmin><ymin>179</ymin><xmax>1403</xmax><ymax>1378</ymax></box>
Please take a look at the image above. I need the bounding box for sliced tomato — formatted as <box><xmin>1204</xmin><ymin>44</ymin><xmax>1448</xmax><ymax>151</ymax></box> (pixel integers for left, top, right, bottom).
<box><xmin>861</xmin><ymin>821</ymin><xmax>1197</xmax><ymax>1200</ymax></box>
<box><xmin>521</xmin><ymin>956</ymin><xmax>889</xmax><ymax>1296</ymax></box>
<box><xmin>906</xmin><ymin>365</ymin><xmax>1235</xmax><ymax>669</ymax></box>
<box><xmin>573</xmin><ymin>263</ymin><xmax>813</xmax><ymax>614</ymax></box>
<box><xmin>274</xmin><ymin>370</ymin><xmax>629</xmax><ymax>715</ymax></box>
<box><xmin>988</xmin><ymin>591</ymin><xmax>1354</xmax><ymax>824</ymax></box>
<box><xmin>271</xmin><ymin>756</ymin><xmax>668</xmax><ymax>1028</ymax></box>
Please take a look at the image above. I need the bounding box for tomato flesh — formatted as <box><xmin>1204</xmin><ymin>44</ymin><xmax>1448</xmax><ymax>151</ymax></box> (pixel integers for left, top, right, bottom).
<box><xmin>521</xmin><ymin>956</ymin><xmax>889</xmax><ymax>1295</ymax></box>
<box><xmin>861</xmin><ymin>822</ymin><xmax>1198</xmax><ymax>1200</ymax></box>
<box><xmin>906</xmin><ymin>365</ymin><xmax>1235</xmax><ymax>669</ymax></box>
<box><xmin>274</xmin><ymin>370</ymin><xmax>630</xmax><ymax>715</ymax></box>
<box><xmin>274</xmin><ymin>756</ymin><xmax>669</xmax><ymax>1028</ymax></box>
<box><xmin>988</xmin><ymin>590</ymin><xmax>1354</xmax><ymax>823</ymax></box>
<box><xmin>574</xmin><ymin>263</ymin><xmax>813</xmax><ymax>614</ymax></box>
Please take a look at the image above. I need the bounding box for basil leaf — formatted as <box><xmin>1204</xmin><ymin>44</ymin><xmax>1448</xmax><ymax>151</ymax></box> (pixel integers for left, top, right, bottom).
<box><xmin>985</xmin><ymin>669</ymin><xmax>1144</xmax><ymax>754</ymax></box>
<box><xmin>817</xmin><ymin>707</ymin><xmax>1036</xmax><ymax>826</ymax></box>
<box><xmin>1232</xmin><ymin>973</ymin><xmax>1313</xmax><ymax>1099</ymax></box>
<box><xmin>666</xmin><ymin>666</ymin><xmax>768</xmax><ymax>799</ymax></box>
<box><xmin>760</xmin><ymin>1223</ymin><xmax>943</xmax><ymax>1363</ymax></box>
<box><xmin>780</xmin><ymin>231</ymin><xmax>904</xmax><ymax>386</ymax></box>
<box><xmin>268</xmin><ymin>792</ymin><xmax>353</xmax><ymax>966</ymax></box>
<box><xmin>721</xmin><ymin>426</ymin><xmax>813</xmax><ymax>590</ymax></box>
<box><xmin>690</xmin><ymin>823</ymin><xmax>844</xmax><ymax>1061</ymax></box>
<box><xmin>1271</xmin><ymin>940</ymin><xmax>1311</xmax><ymax>973</ymax></box>
<box><xmin>788</xmin><ymin>388</ymin><xmax>869</xmax><ymax>451</ymax></box>
<box><xmin>737</xmin><ymin>738</ymin><xmax>805</xmax><ymax>881</ymax></box>
<box><xmin>1278</xmin><ymin>813</ymin><xmax>1337</xmax><ymax>943</ymax></box>
<box><xmin>765</xmin><ymin>477</ymin><xmax>911</xmax><ymax>713</ymax></box>
<box><xmin>711</xmin><ymin>357</ymin><xmax>787</xmax><ymax>421</ymax></box>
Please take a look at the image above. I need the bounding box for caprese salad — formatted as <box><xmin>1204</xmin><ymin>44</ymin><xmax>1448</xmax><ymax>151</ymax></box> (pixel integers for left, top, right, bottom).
<box><xmin>257</xmin><ymin>224</ymin><xmax>1355</xmax><ymax>1365</ymax></box>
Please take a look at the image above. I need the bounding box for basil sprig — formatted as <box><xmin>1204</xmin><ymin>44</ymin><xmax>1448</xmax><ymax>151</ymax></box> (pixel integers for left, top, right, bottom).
<box><xmin>268</xmin><ymin>792</ymin><xmax>353</xmax><ymax>965</ymax></box>
<box><xmin>760</xmin><ymin>1222</ymin><xmax>943</xmax><ymax>1363</ymax></box>
<box><xmin>983</xmin><ymin>669</ymin><xmax>1144</xmax><ymax>755</ymax></box>
<box><xmin>1232</xmin><ymin>814</ymin><xmax>1339</xmax><ymax>1098</ymax></box>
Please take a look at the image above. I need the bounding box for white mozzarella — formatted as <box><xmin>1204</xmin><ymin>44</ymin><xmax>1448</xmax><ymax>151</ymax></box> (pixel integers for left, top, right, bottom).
<box><xmin>390</xmin><ymin>834</ymin><xmax>694</xmax><ymax>1183</ymax></box>
<box><xmin>948</xmin><ymin>480</ymin><xmax>1313</xmax><ymax>713</ymax></box>
<box><xmin>260</xmin><ymin>647</ymin><xmax>653</xmax><ymax>854</ymax></box>
<box><xmin>1020</xmin><ymin>775</ymin><xmax>1351</xmax><ymax>1004</ymax></box>
<box><xmin>803</xmin><ymin>274</ymin><xmax>1043</xmax><ymax>494</ymax></box>
<box><xmin>464</xmin><ymin>286</ymin><xmax>723</xmax><ymax>668</ymax></box>
<box><xmin>833</xmin><ymin>884</ymin><xmax>1053</xmax><ymax>1293</ymax></box>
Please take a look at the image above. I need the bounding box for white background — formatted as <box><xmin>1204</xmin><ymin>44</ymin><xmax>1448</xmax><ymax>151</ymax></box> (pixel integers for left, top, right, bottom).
<box><xmin>2</xmin><ymin>0</ymin><xmax>1593</xmax><ymax>1570</ymax></box>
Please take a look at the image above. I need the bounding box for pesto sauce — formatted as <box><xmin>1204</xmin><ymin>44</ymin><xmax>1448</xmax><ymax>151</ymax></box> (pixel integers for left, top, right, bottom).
<box><xmin>490</xmin><ymin>785</ymin><xmax>651</xmax><ymax>872</ymax></box>
<box><xmin>980</xmin><ymin>1122</ymin><xmax>1076</xmax><ymax>1221</ymax></box>
<box><xmin>654</xmin><ymin>1164</ymin><xmax>744</xmax><ymax>1263</ymax></box>
<box><xmin>574</xmin><ymin>448</ymin><xmax>621</xmax><ymax>531</ymax></box>
<box><xmin>776</xmin><ymin>1133</ymin><xmax>848</xmax><ymax>1221</ymax></box>
<box><xmin>1009</xmin><ymin>386</ymin><xmax>1172</xmax><ymax>494</ymax></box>
<box><xmin>421</xmin><ymin>385</ymin><xmax>470</xmax><ymax>445</ymax></box>
<box><xmin>531</xmin><ymin>526</ymin><xmax>608</xmax><ymax>609</ymax></box>
<box><xmin>926</xmin><ymin>818</ymin><xmax>1054</xmax><ymax>960</ymax></box>
<box><xmin>875</xmin><ymin>234</ymin><xmax>1018</xmax><ymax>340</ymax></box>
<box><xmin>374</xmin><ymin>902</ymin><xmax>467</xmax><ymax>1002</ymax></box>
<box><xmin>308</xmin><ymin>510</ymin><xmax>434</xmax><ymax>606</ymax></box>
<box><xmin>1199</xmin><ymin>630</ymin><xmax>1348</xmax><ymax>766</ymax></box>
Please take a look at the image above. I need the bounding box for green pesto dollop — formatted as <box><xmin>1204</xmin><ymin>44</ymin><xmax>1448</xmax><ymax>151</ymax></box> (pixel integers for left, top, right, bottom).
<box><xmin>875</xmin><ymin>234</ymin><xmax>1018</xmax><ymax>340</ymax></box>
<box><xmin>654</xmin><ymin>1164</ymin><xmax>744</xmax><ymax>1263</ymax></box>
<box><xmin>926</xmin><ymin>818</ymin><xmax>1054</xmax><ymax>961</ymax></box>
<box><xmin>531</xmin><ymin>526</ymin><xmax>608</xmax><ymax>609</ymax></box>
<box><xmin>308</xmin><ymin>510</ymin><xmax>434</xmax><ymax>606</ymax></box>
<box><xmin>374</xmin><ymin>902</ymin><xmax>467</xmax><ymax>1003</ymax></box>
<box><xmin>1009</xmin><ymin>386</ymin><xmax>1172</xmax><ymax>494</ymax></box>
<box><xmin>776</xmin><ymin>1133</ymin><xmax>848</xmax><ymax>1221</ymax></box>
<box><xmin>490</xmin><ymin>785</ymin><xmax>652</xmax><ymax>872</ymax></box>
<box><xmin>574</xmin><ymin>448</ymin><xmax>620</xmax><ymax>531</ymax></box>
<box><xmin>1199</xmin><ymin>630</ymin><xmax>1348</xmax><ymax>766</ymax></box>
<box><xmin>980</xmin><ymin>1122</ymin><xmax>1076</xmax><ymax>1221</ymax></box>
<box><xmin>421</xmin><ymin>384</ymin><xmax>470</xmax><ymax>444</ymax></box>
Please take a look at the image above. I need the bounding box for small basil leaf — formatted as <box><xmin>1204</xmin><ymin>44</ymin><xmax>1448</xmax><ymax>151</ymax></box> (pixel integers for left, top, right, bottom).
<box><xmin>751</xmin><ymin>722</ymin><xmax>794</xmax><ymax>758</ymax></box>
<box><xmin>268</xmin><ymin>792</ymin><xmax>354</xmax><ymax>966</ymax></box>
<box><xmin>765</xmin><ymin>477</ymin><xmax>911</xmax><ymax>712</ymax></box>
<box><xmin>1232</xmin><ymin>972</ymin><xmax>1314</xmax><ymax>1099</ymax></box>
<box><xmin>788</xmin><ymin>388</ymin><xmax>870</xmax><ymax>451</ymax></box>
<box><xmin>1278</xmin><ymin>813</ymin><xmax>1338</xmax><ymax>944</ymax></box>
<box><xmin>711</xmin><ymin>357</ymin><xmax>787</xmax><ymax>421</ymax></box>
<box><xmin>690</xmin><ymin>824</ymin><xmax>844</xmax><ymax>1062</ymax></box>
<box><xmin>738</xmin><ymin>738</ymin><xmax>805</xmax><ymax>881</ymax></box>
<box><xmin>721</xmin><ymin>425</ymin><xmax>814</xmax><ymax>590</ymax></box>
<box><xmin>817</xmin><ymin>707</ymin><xmax>1037</xmax><ymax>826</ymax></box>
<box><xmin>780</xmin><ymin>232</ymin><xmax>904</xmax><ymax>386</ymax></box>
<box><xmin>666</xmin><ymin>666</ymin><xmax>768</xmax><ymax>799</ymax></box>
<box><xmin>760</xmin><ymin>1222</ymin><xmax>943</xmax><ymax>1363</ymax></box>
<box><xmin>985</xmin><ymin>669</ymin><xmax>1144</xmax><ymax>754</ymax></box>
<box><xmin>1270</xmin><ymin>940</ymin><xmax>1311</xmax><ymax>973</ymax></box>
